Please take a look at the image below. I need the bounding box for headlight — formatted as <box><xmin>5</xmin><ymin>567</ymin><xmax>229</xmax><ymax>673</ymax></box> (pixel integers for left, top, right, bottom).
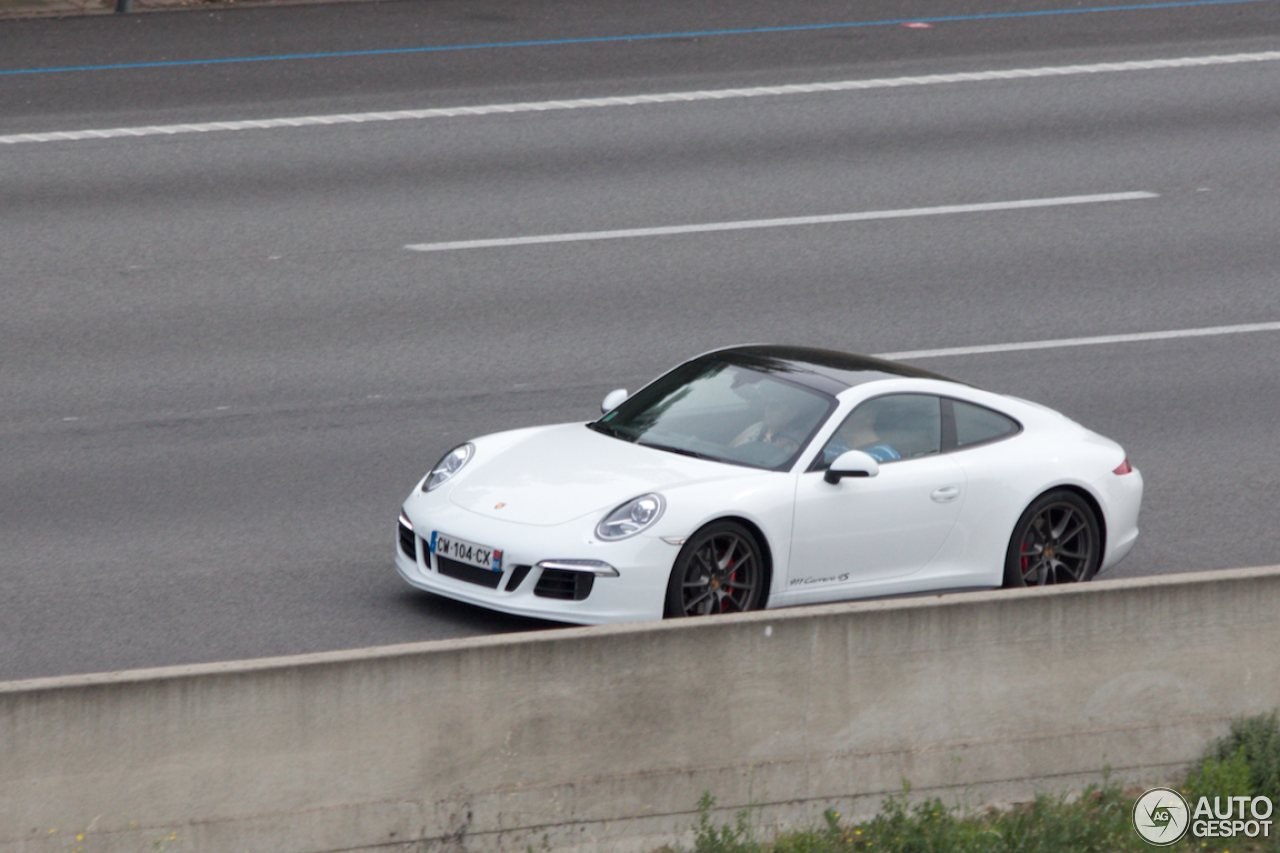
<box><xmin>595</xmin><ymin>493</ymin><xmax>666</xmax><ymax>541</ymax></box>
<box><xmin>421</xmin><ymin>443</ymin><xmax>474</xmax><ymax>492</ymax></box>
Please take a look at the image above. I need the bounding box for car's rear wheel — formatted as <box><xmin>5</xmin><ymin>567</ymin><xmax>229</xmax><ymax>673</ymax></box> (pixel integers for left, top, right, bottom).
<box><xmin>665</xmin><ymin>521</ymin><xmax>765</xmax><ymax>617</ymax></box>
<box><xmin>1004</xmin><ymin>490</ymin><xmax>1101</xmax><ymax>587</ymax></box>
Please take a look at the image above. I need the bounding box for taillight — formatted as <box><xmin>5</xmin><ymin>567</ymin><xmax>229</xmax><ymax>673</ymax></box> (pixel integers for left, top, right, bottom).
<box><xmin>1113</xmin><ymin>459</ymin><xmax>1133</xmax><ymax>475</ymax></box>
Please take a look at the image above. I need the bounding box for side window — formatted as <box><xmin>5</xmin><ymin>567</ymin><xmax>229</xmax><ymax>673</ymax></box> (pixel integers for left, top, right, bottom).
<box><xmin>952</xmin><ymin>399</ymin><xmax>1020</xmax><ymax>448</ymax></box>
<box><xmin>816</xmin><ymin>394</ymin><xmax>941</xmax><ymax>469</ymax></box>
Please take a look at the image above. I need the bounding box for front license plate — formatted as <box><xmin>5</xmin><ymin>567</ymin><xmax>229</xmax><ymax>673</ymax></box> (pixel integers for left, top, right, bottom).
<box><xmin>431</xmin><ymin>531</ymin><xmax>502</xmax><ymax>572</ymax></box>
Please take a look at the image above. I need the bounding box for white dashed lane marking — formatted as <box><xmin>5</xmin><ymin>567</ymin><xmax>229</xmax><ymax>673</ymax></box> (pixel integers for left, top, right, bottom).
<box><xmin>403</xmin><ymin>192</ymin><xmax>1159</xmax><ymax>252</ymax></box>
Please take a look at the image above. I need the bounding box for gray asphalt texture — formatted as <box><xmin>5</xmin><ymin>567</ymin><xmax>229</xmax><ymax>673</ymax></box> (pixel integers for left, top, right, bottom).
<box><xmin>3</xmin><ymin>0</ymin><xmax>1280</xmax><ymax>681</ymax></box>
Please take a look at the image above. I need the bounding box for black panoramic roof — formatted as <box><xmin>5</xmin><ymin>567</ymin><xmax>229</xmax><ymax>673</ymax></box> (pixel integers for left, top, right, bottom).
<box><xmin>705</xmin><ymin>345</ymin><xmax>962</xmax><ymax>395</ymax></box>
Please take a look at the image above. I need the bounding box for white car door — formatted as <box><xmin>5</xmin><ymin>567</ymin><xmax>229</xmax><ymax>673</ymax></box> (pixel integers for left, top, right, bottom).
<box><xmin>786</xmin><ymin>394</ymin><xmax>966</xmax><ymax>598</ymax></box>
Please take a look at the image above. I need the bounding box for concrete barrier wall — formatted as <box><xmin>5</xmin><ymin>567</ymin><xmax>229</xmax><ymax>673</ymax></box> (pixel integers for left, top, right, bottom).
<box><xmin>3</xmin><ymin>566</ymin><xmax>1279</xmax><ymax>853</ymax></box>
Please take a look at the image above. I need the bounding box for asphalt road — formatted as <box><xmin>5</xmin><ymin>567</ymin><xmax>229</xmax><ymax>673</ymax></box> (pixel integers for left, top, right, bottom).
<box><xmin>3</xmin><ymin>0</ymin><xmax>1280</xmax><ymax>681</ymax></box>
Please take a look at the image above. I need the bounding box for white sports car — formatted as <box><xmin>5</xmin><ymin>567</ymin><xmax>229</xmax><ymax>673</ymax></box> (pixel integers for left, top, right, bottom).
<box><xmin>396</xmin><ymin>346</ymin><xmax>1142</xmax><ymax>624</ymax></box>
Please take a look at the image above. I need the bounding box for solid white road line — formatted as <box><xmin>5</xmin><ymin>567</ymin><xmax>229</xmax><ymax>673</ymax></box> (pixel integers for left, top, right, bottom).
<box><xmin>876</xmin><ymin>321</ymin><xmax>1280</xmax><ymax>360</ymax></box>
<box><xmin>3</xmin><ymin>51</ymin><xmax>1279</xmax><ymax>145</ymax></box>
<box><xmin>404</xmin><ymin>192</ymin><xmax>1158</xmax><ymax>252</ymax></box>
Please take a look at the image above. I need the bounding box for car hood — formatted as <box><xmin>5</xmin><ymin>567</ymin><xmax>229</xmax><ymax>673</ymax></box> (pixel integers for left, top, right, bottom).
<box><xmin>447</xmin><ymin>423</ymin><xmax>753</xmax><ymax>526</ymax></box>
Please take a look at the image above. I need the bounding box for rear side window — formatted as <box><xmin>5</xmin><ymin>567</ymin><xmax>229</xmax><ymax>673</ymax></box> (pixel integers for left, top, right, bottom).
<box><xmin>952</xmin><ymin>399</ymin><xmax>1020</xmax><ymax>448</ymax></box>
<box><xmin>815</xmin><ymin>394</ymin><xmax>942</xmax><ymax>469</ymax></box>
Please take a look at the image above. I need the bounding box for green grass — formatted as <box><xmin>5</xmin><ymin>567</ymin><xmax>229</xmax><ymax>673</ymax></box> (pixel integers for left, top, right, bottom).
<box><xmin>688</xmin><ymin>784</ymin><xmax>1146</xmax><ymax>853</ymax></box>
<box><xmin>1188</xmin><ymin>712</ymin><xmax>1280</xmax><ymax>805</ymax></box>
<box><xmin>679</xmin><ymin>712</ymin><xmax>1280</xmax><ymax>853</ymax></box>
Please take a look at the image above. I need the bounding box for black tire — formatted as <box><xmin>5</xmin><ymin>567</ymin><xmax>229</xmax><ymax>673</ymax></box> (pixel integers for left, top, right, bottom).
<box><xmin>664</xmin><ymin>521</ymin><xmax>765</xmax><ymax>617</ymax></box>
<box><xmin>1004</xmin><ymin>490</ymin><xmax>1101</xmax><ymax>587</ymax></box>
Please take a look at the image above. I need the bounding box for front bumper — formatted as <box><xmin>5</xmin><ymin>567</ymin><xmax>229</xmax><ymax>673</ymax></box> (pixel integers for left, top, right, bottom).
<box><xmin>395</xmin><ymin>501</ymin><xmax>673</xmax><ymax>625</ymax></box>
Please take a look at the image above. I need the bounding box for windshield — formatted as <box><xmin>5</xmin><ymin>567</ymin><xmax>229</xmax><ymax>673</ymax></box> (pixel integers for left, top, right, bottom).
<box><xmin>589</xmin><ymin>357</ymin><xmax>836</xmax><ymax>471</ymax></box>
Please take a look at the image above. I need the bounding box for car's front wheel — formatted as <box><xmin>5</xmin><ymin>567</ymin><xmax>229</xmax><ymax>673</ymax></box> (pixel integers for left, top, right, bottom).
<box><xmin>665</xmin><ymin>521</ymin><xmax>765</xmax><ymax>617</ymax></box>
<box><xmin>1004</xmin><ymin>490</ymin><xmax>1101</xmax><ymax>587</ymax></box>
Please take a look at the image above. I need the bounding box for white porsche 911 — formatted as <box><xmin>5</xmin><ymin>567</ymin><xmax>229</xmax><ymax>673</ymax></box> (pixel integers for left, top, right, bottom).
<box><xmin>396</xmin><ymin>345</ymin><xmax>1142</xmax><ymax>623</ymax></box>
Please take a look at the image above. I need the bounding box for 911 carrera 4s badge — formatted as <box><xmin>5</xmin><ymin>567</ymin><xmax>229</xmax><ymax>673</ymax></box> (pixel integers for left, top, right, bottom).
<box><xmin>791</xmin><ymin>573</ymin><xmax>851</xmax><ymax>586</ymax></box>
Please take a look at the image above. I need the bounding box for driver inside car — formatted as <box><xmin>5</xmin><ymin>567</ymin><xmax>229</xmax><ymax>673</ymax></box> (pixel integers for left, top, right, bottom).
<box><xmin>821</xmin><ymin>405</ymin><xmax>901</xmax><ymax>465</ymax></box>
<box><xmin>729</xmin><ymin>399</ymin><xmax>803</xmax><ymax>454</ymax></box>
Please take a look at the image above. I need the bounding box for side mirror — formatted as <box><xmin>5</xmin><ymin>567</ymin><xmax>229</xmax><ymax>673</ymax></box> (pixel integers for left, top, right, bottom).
<box><xmin>601</xmin><ymin>388</ymin><xmax>629</xmax><ymax>414</ymax></box>
<box><xmin>823</xmin><ymin>450</ymin><xmax>880</xmax><ymax>484</ymax></box>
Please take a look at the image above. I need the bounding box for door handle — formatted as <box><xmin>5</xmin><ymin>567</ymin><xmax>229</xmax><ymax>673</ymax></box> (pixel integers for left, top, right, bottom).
<box><xmin>931</xmin><ymin>485</ymin><xmax>961</xmax><ymax>503</ymax></box>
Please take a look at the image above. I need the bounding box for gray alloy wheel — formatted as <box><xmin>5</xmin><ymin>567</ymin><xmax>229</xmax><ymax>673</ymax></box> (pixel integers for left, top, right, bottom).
<box><xmin>664</xmin><ymin>521</ymin><xmax>765</xmax><ymax>617</ymax></box>
<box><xmin>1003</xmin><ymin>490</ymin><xmax>1101</xmax><ymax>587</ymax></box>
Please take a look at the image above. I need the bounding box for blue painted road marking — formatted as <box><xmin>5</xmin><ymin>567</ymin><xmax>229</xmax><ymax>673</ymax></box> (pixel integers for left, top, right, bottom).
<box><xmin>2</xmin><ymin>0</ymin><xmax>1276</xmax><ymax>76</ymax></box>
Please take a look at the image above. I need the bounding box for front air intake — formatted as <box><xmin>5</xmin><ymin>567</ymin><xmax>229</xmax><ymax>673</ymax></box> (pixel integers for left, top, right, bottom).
<box><xmin>398</xmin><ymin>522</ymin><xmax>416</xmax><ymax>559</ymax></box>
<box><xmin>534</xmin><ymin>569</ymin><xmax>594</xmax><ymax>601</ymax></box>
